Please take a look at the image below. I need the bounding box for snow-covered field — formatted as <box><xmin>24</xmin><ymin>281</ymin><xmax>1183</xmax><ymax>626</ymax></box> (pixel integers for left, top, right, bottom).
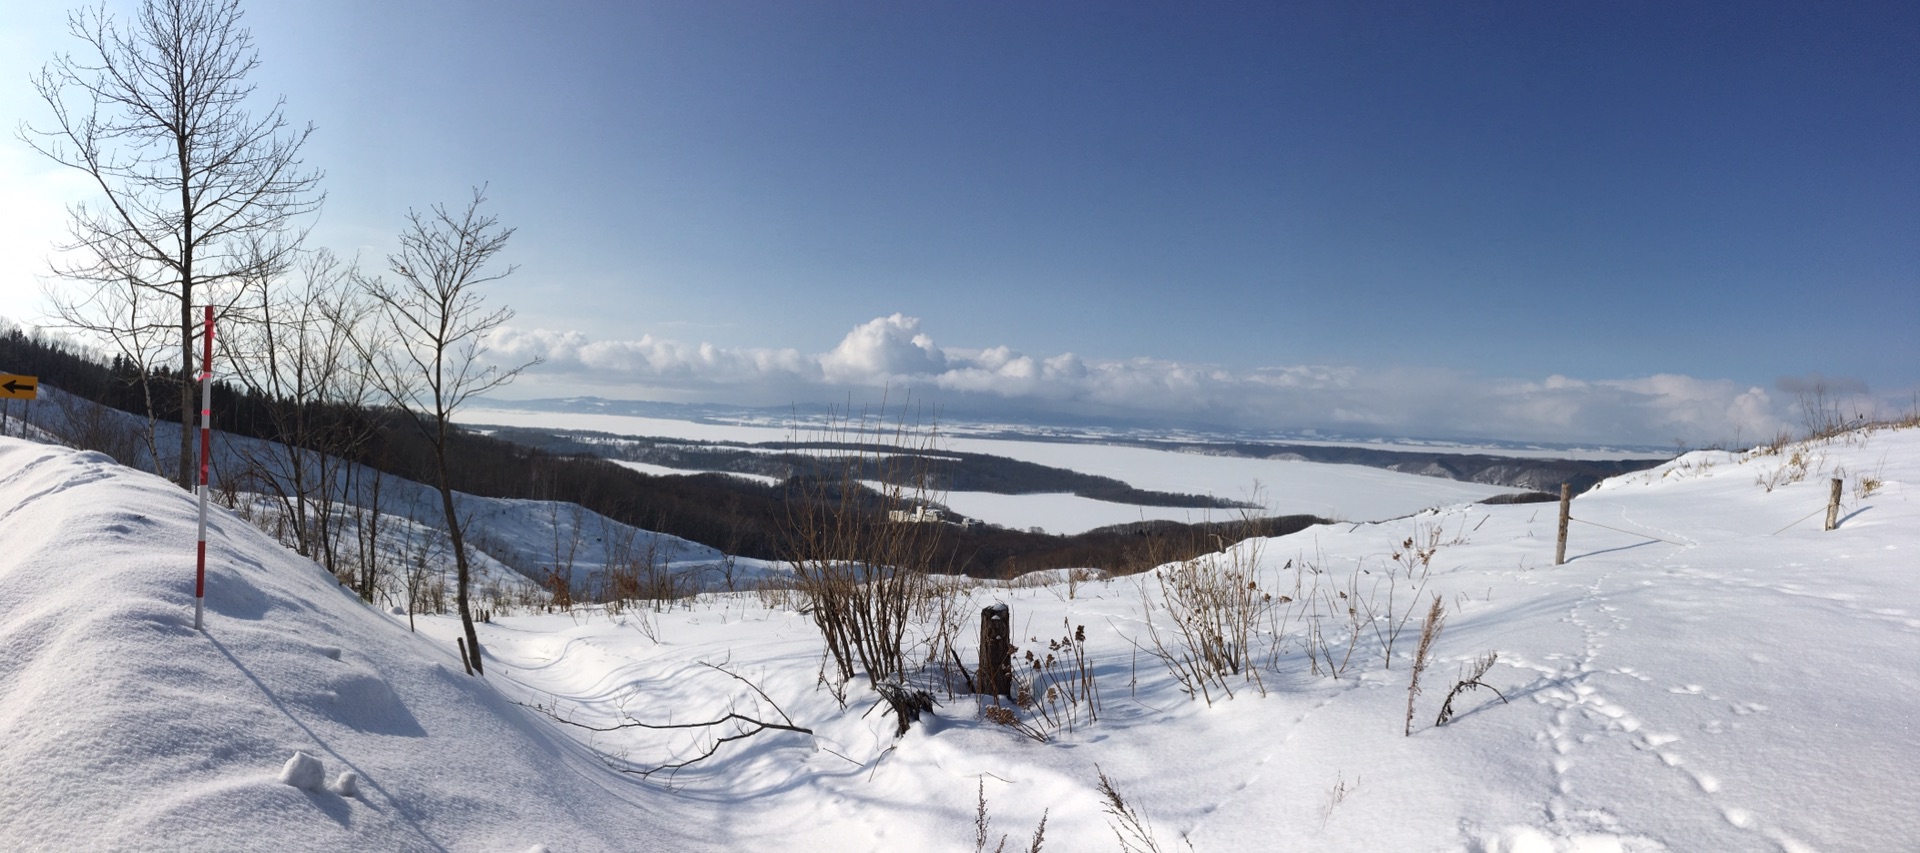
<box><xmin>463</xmin><ymin>405</ymin><xmax>1518</xmax><ymax>532</ymax></box>
<box><xmin>937</xmin><ymin>436</ymin><xmax>1511</xmax><ymax>529</ymax></box>
<box><xmin>608</xmin><ymin>457</ymin><xmax>781</xmax><ymax>486</ymax></box>
<box><xmin>1</xmin><ymin>424</ymin><xmax>1914</xmax><ymax>851</ymax></box>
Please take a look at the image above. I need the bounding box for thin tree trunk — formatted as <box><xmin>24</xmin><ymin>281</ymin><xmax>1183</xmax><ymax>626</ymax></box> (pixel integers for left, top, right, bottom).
<box><xmin>179</xmin><ymin>279</ymin><xmax>196</xmax><ymax>488</ymax></box>
<box><xmin>436</xmin><ymin>446</ymin><xmax>483</xmax><ymax>675</ymax></box>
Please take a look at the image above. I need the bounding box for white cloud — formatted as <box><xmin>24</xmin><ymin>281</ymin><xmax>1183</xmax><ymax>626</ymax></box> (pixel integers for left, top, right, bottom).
<box><xmin>818</xmin><ymin>313</ymin><xmax>947</xmax><ymax>382</ymax></box>
<box><xmin>485</xmin><ymin>314</ymin><xmax>1811</xmax><ymax>446</ymax></box>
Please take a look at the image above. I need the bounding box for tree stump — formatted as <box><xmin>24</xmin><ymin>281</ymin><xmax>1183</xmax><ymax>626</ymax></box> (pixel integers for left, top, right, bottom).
<box><xmin>1825</xmin><ymin>478</ymin><xmax>1843</xmax><ymax>531</ymax></box>
<box><xmin>979</xmin><ymin>603</ymin><xmax>1011</xmax><ymax>698</ymax></box>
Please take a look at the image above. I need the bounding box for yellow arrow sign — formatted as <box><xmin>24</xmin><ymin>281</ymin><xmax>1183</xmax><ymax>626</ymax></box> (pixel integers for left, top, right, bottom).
<box><xmin>0</xmin><ymin>375</ymin><xmax>38</xmax><ymax>400</ymax></box>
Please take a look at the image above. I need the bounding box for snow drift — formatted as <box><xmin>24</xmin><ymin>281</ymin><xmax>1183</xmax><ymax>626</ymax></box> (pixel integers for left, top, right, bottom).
<box><xmin>0</xmin><ymin>438</ymin><xmax>688</xmax><ymax>851</ymax></box>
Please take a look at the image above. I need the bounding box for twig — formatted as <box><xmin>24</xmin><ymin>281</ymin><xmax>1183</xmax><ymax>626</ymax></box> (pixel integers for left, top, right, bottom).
<box><xmin>1435</xmin><ymin>652</ymin><xmax>1508</xmax><ymax>727</ymax></box>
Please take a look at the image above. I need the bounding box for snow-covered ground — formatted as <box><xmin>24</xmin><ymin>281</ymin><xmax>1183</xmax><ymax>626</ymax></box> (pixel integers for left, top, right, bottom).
<box><xmin>608</xmin><ymin>457</ymin><xmax>781</xmax><ymax>486</ymax></box>
<box><xmin>1</xmin><ymin>424</ymin><xmax>1913</xmax><ymax>851</ymax></box>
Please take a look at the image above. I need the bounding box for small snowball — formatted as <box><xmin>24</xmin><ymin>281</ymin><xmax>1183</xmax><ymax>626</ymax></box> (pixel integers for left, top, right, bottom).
<box><xmin>1497</xmin><ymin>827</ymin><xmax>1557</xmax><ymax>853</ymax></box>
<box><xmin>327</xmin><ymin>771</ymin><xmax>359</xmax><ymax>798</ymax></box>
<box><xmin>279</xmin><ymin>750</ymin><xmax>325</xmax><ymax>790</ymax></box>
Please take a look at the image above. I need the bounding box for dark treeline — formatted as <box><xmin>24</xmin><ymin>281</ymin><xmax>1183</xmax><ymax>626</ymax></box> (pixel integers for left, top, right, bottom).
<box><xmin>939</xmin><ymin>514</ymin><xmax>1328</xmax><ymax>579</ymax></box>
<box><xmin>0</xmin><ymin>326</ymin><xmax>1319</xmax><ymax>579</ymax></box>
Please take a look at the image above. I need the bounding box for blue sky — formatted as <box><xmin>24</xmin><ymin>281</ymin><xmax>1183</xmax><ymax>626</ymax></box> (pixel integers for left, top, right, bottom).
<box><xmin>3</xmin><ymin>1</ymin><xmax>1915</xmax><ymax>445</ymax></box>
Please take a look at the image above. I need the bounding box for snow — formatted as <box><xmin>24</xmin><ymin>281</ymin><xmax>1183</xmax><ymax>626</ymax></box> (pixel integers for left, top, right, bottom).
<box><xmin>277</xmin><ymin>751</ymin><xmax>325</xmax><ymax>790</ymax></box>
<box><xmin>0</xmin><ymin>440</ymin><xmax>690</xmax><ymax>851</ymax></box>
<box><xmin>937</xmin><ymin>489</ymin><xmax>1218</xmax><ymax>534</ymax></box>
<box><xmin>608</xmin><ymin>457</ymin><xmax>781</xmax><ymax>485</ymax></box>
<box><xmin>466</xmin><ymin>405</ymin><xmax>1519</xmax><ymax>530</ymax></box>
<box><xmin>2</xmin><ymin>423</ymin><xmax>1916</xmax><ymax>851</ymax></box>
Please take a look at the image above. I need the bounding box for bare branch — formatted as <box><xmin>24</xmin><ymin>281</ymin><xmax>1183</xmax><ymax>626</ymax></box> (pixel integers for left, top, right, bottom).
<box><xmin>524</xmin><ymin>662</ymin><xmax>813</xmax><ymax>778</ymax></box>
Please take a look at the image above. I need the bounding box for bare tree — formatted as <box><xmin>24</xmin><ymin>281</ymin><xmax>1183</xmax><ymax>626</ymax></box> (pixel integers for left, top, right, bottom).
<box><xmin>354</xmin><ymin>188</ymin><xmax>537</xmax><ymax>676</ymax></box>
<box><xmin>222</xmin><ymin>242</ymin><xmax>378</xmax><ymax>577</ymax></box>
<box><xmin>21</xmin><ymin>0</ymin><xmax>322</xmax><ymax>488</ymax></box>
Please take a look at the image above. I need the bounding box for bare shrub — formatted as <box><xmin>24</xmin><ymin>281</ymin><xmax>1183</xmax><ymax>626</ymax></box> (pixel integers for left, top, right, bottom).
<box><xmin>918</xmin><ymin>576</ymin><xmax>979</xmax><ymax>698</ymax></box>
<box><xmin>754</xmin><ymin>577</ymin><xmax>800</xmax><ymax>611</ymax></box>
<box><xmin>872</xmin><ymin>681</ymin><xmax>939</xmax><ymax>737</ymax></box>
<box><xmin>1140</xmin><ymin>536</ymin><xmax>1274</xmax><ymax>704</ymax></box>
<box><xmin>48</xmin><ymin>387</ymin><xmax>145</xmax><ymax>466</ymax></box>
<box><xmin>782</xmin><ymin>405</ymin><xmax>948</xmax><ymax>688</ymax></box>
<box><xmin>1855</xmin><ymin>456</ymin><xmax>1887</xmax><ymax>500</ymax></box>
<box><xmin>595</xmin><ymin>525</ymin><xmax>691</xmax><ymax>613</ymax></box>
<box><xmin>1756</xmin><ymin>446</ymin><xmax>1813</xmax><ymax>493</ymax></box>
<box><xmin>1301</xmin><ymin>561</ymin><xmax>1365</xmax><ymax>680</ymax></box>
<box><xmin>1797</xmin><ymin>382</ymin><xmax>1857</xmax><ymax>441</ymax></box>
<box><xmin>1361</xmin><ymin>526</ymin><xmax>1447</xmax><ymax>670</ymax></box>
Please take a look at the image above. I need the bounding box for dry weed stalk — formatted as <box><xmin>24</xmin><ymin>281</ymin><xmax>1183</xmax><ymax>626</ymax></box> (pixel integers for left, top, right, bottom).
<box><xmin>981</xmin><ymin>703</ymin><xmax>1048</xmax><ymax>742</ymax></box>
<box><xmin>974</xmin><ymin>778</ymin><xmax>1048</xmax><ymax>853</ymax></box>
<box><xmin>1096</xmin><ymin>766</ymin><xmax>1174</xmax><ymax>853</ymax></box>
<box><xmin>1435</xmin><ymin>651</ymin><xmax>1508</xmax><ymax>726</ymax></box>
<box><xmin>1008</xmin><ymin>621</ymin><xmax>1102</xmax><ymax>739</ymax></box>
<box><xmin>1320</xmin><ymin>772</ymin><xmax>1357</xmax><ymax>829</ymax></box>
<box><xmin>1404</xmin><ymin>596</ymin><xmax>1445</xmax><ymax>736</ymax></box>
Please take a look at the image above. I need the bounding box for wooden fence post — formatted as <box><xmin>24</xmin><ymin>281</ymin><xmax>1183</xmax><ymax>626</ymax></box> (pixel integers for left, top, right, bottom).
<box><xmin>1554</xmin><ymin>483</ymin><xmax>1571</xmax><ymax>566</ymax></box>
<box><xmin>979</xmin><ymin>603</ymin><xmax>1011</xmax><ymax>698</ymax></box>
<box><xmin>1825</xmin><ymin>478</ymin><xmax>1843</xmax><ymax>531</ymax></box>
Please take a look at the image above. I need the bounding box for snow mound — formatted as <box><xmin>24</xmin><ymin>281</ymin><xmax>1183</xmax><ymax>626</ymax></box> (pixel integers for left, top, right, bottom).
<box><xmin>0</xmin><ymin>438</ymin><xmax>696</xmax><ymax>851</ymax></box>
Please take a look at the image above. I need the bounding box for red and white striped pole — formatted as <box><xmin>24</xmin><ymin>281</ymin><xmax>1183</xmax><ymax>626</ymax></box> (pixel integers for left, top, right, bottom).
<box><xmin>194</xmin><ymin>306</ymin><xmax>213</xmax><ymax>630</ymax></box>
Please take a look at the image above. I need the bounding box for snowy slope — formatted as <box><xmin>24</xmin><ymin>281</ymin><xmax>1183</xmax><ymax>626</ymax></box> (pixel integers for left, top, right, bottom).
<box><xmin>0</xmin><ymin>438</ymin><xmax>693</xmax><ymax>852</ymax></box>
<box><xmin>3</xmin><ymin>424</ymin><xmax>1914</xmax><ymax>852</ymax></box>
<box><xmin>10</xmin><ymin>386</ymin><xmax>777</xmax><ymax>595</ymax></box>
<box><xmin>445</xmin><ymin>426</ymin><xmax>1918</xmax><ymax>852</ymax></box>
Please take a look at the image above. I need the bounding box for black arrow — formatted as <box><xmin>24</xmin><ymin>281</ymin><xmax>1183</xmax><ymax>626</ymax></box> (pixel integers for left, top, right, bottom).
<box><xmin>2</xmin><ymin>379</ymin><xmax>35</xmax><ymax>394</ymax></box>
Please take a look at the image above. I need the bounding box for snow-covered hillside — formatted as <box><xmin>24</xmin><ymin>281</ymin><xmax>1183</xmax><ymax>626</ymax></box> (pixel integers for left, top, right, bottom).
<box><xmin>1</xmin><ymin>424</ymin><xmax>1914</xmax><ymax>851</ymax></box>
<box><xmin>13</xmin><ymin>386</ymin><xmax>779</xmax><ymax>597</ymax></box>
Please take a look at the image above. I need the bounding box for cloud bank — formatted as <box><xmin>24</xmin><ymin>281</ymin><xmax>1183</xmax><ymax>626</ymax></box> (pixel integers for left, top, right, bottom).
<box><xmin>484</xmin><ymin>313</ymin><xmax>1881</xmax><ymax>447</ymax></box>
